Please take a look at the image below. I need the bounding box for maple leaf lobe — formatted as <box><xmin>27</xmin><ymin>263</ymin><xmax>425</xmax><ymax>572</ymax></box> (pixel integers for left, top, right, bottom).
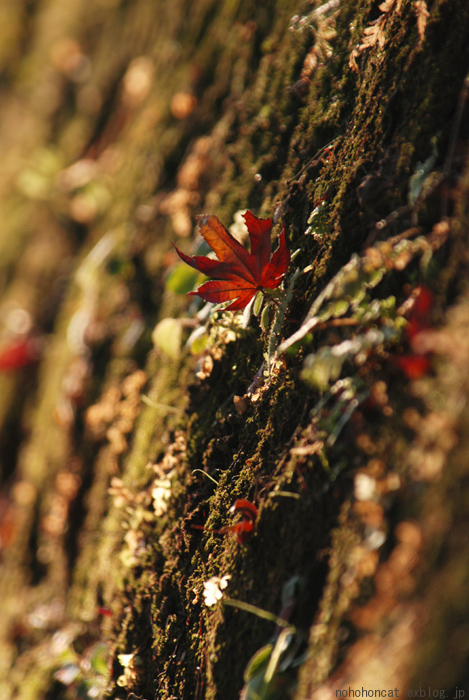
<box><xmin>174</xmin><ymin>211</ymin><xmax>290</xmax><ymax>311</ymax></box>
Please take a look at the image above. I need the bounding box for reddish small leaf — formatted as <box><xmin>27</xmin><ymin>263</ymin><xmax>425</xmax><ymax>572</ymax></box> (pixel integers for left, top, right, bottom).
<box><xmin>191</xmin><ymin>498</ymin><xmax>258</xmax><ymax>544</ymax></box>
<box><xmin>405</xmin><ymin>285</ymin><xmax>434</xmax><ymax>342</ymax></box>
<box><xmin>97</xmin><ymin>606</ymin><xmax>113</xmax><ymax>618</ymax></box>
<box><xmin>394</xmin><ymin>354</ymin><xmax>431</xmax><ymax>379</ymax></box>
<box><xmin>0</xmin><ymin>337</ymin><xmax>41</xmax><ymax>372</ymax></box>
<box><xmin>220</xmin><ymin>519</ymin><xmax>254</xmax><ymax>544</ymax></box>
<box><xmin>223</xmin><ymin>498</ymin><xmax>258</xmax><ymax>543</ymax></box>
<box><xmin>0</xmin><ymin>497</ymin><xmax>17</xmax><ymax>550</ymax></box>
<box><xmin>229</xmin><ymin>498</ymin><xmax>258</xmax><ymax>522</ymax></box>
<box><xmin>174</xmin><ymin>211</ymin><xmax>290</xmax><ymax>310</ymax></box>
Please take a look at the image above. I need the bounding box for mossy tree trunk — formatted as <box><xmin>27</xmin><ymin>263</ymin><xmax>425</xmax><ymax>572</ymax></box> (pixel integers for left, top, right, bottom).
<box><xmin>1</xmin><ymin>1</ymin><xmax>469</xmax><ymax>699</ymax></box>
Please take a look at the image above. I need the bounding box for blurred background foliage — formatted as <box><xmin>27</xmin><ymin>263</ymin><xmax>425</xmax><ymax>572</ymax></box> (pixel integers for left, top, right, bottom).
<box><xmin>1</xmin><ymin>1</ymin><xmax>469</xmax><ymax>699</ymax></box>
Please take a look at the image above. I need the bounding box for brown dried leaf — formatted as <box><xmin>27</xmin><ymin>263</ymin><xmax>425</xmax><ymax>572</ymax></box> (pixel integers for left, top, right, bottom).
<box><xmin>361</xmin><ymin>22</ymin><xmax>383</xmax><ymax>50</ymax></box>
<box><xmin>414</xmin><ymin>0</ymin><xmax>429</xmax><ymax>44</ymax></box>
<box><xmin>378</xmin><ymin>0</ymin><xmax>395</xmax><ymax>13</ymax></box>
<box><xmin>348</xmin><ymin>48</ymin><xmax>359</xmax><ymax>73</ymax></box>
<box><xmin>349</xmin><ymin>0</ymin><xmax>402</xmax><ymax>71</ymax></box>
<box><xmin>301</xmin><ymin>48</ymin><xmax>319</xmax><ymax>80</ymax></box>
<box><xmin>233</xmin><ymin>394</ymin><xmax>250</xmax><ymax>415</ymax></box>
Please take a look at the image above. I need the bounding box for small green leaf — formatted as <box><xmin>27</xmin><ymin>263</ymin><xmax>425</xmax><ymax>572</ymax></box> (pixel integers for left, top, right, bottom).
<box><xmin>189</xmin><ymin>331</ymin><xmax>209</xmax><ymax>355</ymax></box>
<box><xmin>90</xmin><ymin>642</ymin><xmax>109</xmax><ymax>676</ymax></box>
<box><xmin>166</xmin><ymin>263</ymin><xmax>201</xmax><ymax>295</ymax></box>
<box><xmin>253</xmin><ymin>291</ymin><xmax>265</xmax><ymax>316</ymax></box>
<box><xmin>368</xmin><ymin>268</ymin><xmax>385</xmax><ymax>287</ymax></box>
<box><xmin>244</xmin><ymin>644</ymin><xmax>273</xmax><ymax>682</ymax></box>
<box><xmin>284</xmin><ymin>333</ymin><xmax>313</xmax><ymax>355</ymax></box>
<box><xmin>332</xmin><ymin>299</ymin><xmax>349</xmax><ymax>317</ymax></box>
<box><xmin>152</xmin><ymin>318</ymin><xmax>182</xmax><ymax>359</ymax></box>
<box><xmin>301</xmin><ymin>348</ymin><xmax>343</xmax><ymax>391</ymax></box>
<box><xmin>260</xmin><ymin>302</ymin><xmax>271</xmax><ymax>331</ymax></box>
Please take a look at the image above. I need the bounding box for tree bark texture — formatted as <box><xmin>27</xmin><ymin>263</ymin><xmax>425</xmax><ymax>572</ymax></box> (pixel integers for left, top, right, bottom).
<box><xmin>0</xmin><ymin>1</ymin><xmax>469</xmax><ymax>699</ymax></box>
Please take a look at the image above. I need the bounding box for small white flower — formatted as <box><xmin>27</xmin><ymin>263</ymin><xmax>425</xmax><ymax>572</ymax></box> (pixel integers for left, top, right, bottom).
<box><xmin>365</xmin><ymin>528</ymin><xmax>386</xmax><ymax>550</ymax></box>
<box><xmin>203</xmin><ymin>575</ymin><xmax>231</xmax><ymax>607</ymax></box>
<box><xmin>152</xmin><ymin>477</ymin><xmax>172</xmax><ymax>516</ymax></box>
<box><xmin>117</xmin><ymin>652</ymin><xmax>135</xmax><ymax>668</ymax></box>
<box><xmin>354</xmin><ymin>473</ymin><xmax>376</xmax><ymax>501</ymax></box>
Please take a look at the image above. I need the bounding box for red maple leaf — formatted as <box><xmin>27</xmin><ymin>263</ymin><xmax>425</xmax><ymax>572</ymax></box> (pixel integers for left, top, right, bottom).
<box><xmin>174</xmin><ymin>211</ymin><xmax>290</xmax><ymax>311</ymax></box>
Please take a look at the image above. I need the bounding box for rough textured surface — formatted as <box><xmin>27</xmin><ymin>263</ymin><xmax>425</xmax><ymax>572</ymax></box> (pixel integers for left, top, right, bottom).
<box><xmin>0</xmin><ymin>1</ymin><xmax>469</xmax><ymax>699</ymax></box>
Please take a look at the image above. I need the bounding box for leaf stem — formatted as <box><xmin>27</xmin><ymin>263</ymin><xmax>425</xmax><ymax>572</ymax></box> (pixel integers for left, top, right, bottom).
<box><xmin>191</xmin><ymin>469</ymin><xmax>219</xmax><ymax>486</ymax></box>
<box><xmin>223</xmin><ymin>598</ymin><xmax>296</xmax><ymax>633</ymax></box>
<box><xmin>141</xmin><ymin>395</ymin><xmax>179</xmax><ymax>413</ymax></box>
